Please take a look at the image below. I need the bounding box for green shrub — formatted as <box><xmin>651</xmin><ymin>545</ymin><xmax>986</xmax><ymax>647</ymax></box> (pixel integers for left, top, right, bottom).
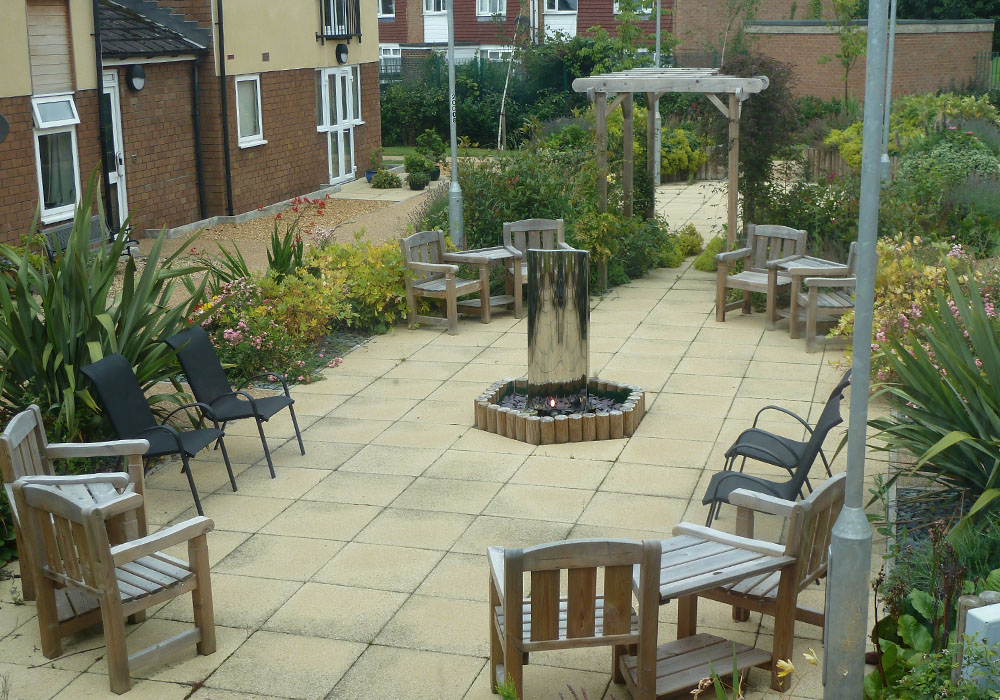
<box><xmin>0</xmin><ymin>176</ymin><xmax>204</xmax><ymax>442</ymax></box>
<box><xmin>404</xmin><ymin>153</ymin><xmax>433</xmax><ymax>174</ymax></box>
<box><xmin>693</xmin><ymin>235</ymin><xmax>726</xmax><ymax>271</ymax></box>
<box><xmin>380</xmin><ymin>82</ymin><xmax>447</xmax><ymax>146</ymax></box>
<box><xmin>673</xmin><ymin>223</ymin><xmax>704</xmax><ymax>256</ymax></box>
<box><xmin>416</xmin><ymin>129</ymin><xmax>446</xmax><ymax>163</ymax></box>
<box><xmin>895</xmin><ymin>130</ymin><xmax>999</xmax><ymax>205</ymax></box>
<box><xmin>661</xmin><ymin>127</ymin><xmax>707</xmax><ymax>182</ymax></box>
<box><xmin>372</xmin><ymin>169</ymin><xmax>402</xmax><ymax>189</ymax></box>
<box><xmin>266</xmin><ymin>215</ymin><xmax>305</xmax><ymax>283</ymax></box>
<box><xmin>407</xmin><ymin>171</ymin><xmax>430</xmax><ymax>189</ymax></box>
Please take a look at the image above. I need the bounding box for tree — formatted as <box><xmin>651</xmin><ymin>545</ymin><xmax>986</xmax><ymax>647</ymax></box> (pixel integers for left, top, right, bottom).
<box><xmin>717</xmin><ymin>0</ymin><xmax>762</xmax><ymax>66</ymax></box>
<box><xmin>817</xmin><ymin>0</ymin><xmax>866</xmax><ymax>105</ymax></box>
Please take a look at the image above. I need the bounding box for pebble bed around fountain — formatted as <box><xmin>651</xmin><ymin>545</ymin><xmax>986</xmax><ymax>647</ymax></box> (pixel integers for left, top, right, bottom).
<box><xmin>473</xmin><ymin>377</ymin><xmax>645</xmax><ymax>444</ymax></box>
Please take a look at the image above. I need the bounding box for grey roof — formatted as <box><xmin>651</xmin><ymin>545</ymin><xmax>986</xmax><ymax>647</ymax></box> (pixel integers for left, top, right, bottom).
<box><xmin>98</xmin><ymin>0</ymin><xmax>209</xmax><ymax>58</ymax></box>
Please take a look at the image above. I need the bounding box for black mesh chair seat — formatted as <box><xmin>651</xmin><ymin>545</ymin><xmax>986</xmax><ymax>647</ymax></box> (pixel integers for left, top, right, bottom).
<box><xmin>163</xmin><ymin>326</ymin><xmax>305</xmax><ymax>480</ymax></box>
<box><xmin>209</xmin><ymin>394</ymin><xmax>292</xmax><ymax>423</ymax></box>
<box><xmin>139</xmin><ymin>426</ymin><xmax>224</xmax><ymax>459</ymax></box>
<box><xmin>702</xmin><ymin>370</ymin><xmax>851</xmax><ymax>525</ymax></box>
<box><xmin>81</xmin><ymin>353</ymin><xmax>236</xmax><ymax>516</ymax></box>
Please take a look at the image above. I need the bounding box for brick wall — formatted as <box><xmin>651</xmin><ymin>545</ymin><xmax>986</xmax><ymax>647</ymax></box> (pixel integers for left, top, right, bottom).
<box><xmin>747</xmin><ymin>21</ymin><xmax>995</xmax><ymax>100</ymax></box>
<box><xmin>0</xmin><ymin>90</ymin><xmax>101</xmax><ymax>245</ymax></box>
<box><xmin>114</xmin><ymin>62</ymin><xmax>202</xmax><ymax>231</ymax></box>
<box><xmin>353</xmin><ymin>61</ymin><xmax>383</xmax><ymax>176</ymax></box>
<box><xmin>577</xmin><ymin>0</ymin><xmax>674</xmax><ymax>43</ymax></box>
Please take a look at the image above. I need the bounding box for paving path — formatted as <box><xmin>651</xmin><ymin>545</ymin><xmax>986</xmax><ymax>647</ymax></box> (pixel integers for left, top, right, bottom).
<box><xmin>0</xmin><ymin>181</ymin><xmax>886</xmax><ymax>700</ymax></box>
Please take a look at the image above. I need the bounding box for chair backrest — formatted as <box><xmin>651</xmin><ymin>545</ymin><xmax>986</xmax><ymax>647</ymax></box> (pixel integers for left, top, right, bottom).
<box><xmin>788</xmin><ymin>370</ymin><xmax>850</xmax><ymax>496</ymax></box>
<box><xmin>399</xmin><ymin>229</ymin><xmax>447</xmax><ymax>283</ymax></box>
<box><xmin>504</xmin><ymin>538</ymin><xmax>660</xmax><ymax>655</ymax></box>
<box><xmin>81</xmin><ymin>354</ymin><xmax>158</xmax><ymax>440</ymax></box>
<box><xmin>0</xmin><ymin>406</ymin><xmax>53</xmax><ymax>524</ymax></box>
<box><xmin>164</xmin><ymin>326</ymin><xmax>233</xmax><ymax>406</ymax></box>
<box><xmin>845</xmin><ymin>241</ymin><xmax>858</xmax><ymax>275</ymax></box>
<box><xmin>503</xmin><ymin>219</ymin><xmax>565</xmax><ymax>255</ymax></box>
<box><xmin>745</xmin><ymin>224</ymin><xmax>807</xmax><ymax>272</ymax></box>
<box><xmin>14</xmin><ymin>476</ymin><xmax>132</xmax><ymax>596</ymax></box>
<box><xmin>782</xmin><ymin>473</ymin><xmax>846</xmax><ymax>591</ymax></box>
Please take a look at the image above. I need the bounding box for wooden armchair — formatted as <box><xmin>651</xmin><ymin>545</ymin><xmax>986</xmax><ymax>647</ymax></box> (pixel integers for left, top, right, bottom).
<box><xmin>399</xmin><ymin>229</ymin><xmax>482</xmax><ymax>335</ymax></box>
<box><xmin>488</xmin><ymin>538</ymin><xmax>660</xmax><ymax>700</ymax></box>
<box><xmin>800</xmin><ymin>242</ymin><xmax>867</xmax><ymax>352</ymax></box>
<box><xmin>671</xmin><ymin>473</ymin><xmax>846</xmax><ymax>691</ymax></box>
<box><xmin>13</xmin><ymin>476</ymin><xmax>216</xmax><ymax>694</ymax></box>
<box><xmin>502</xmin><ymin>219</ymin><xmax>571</xmax><ymax>315</ymax></box>
<box><xmin>1</xmin><ymin>404</ymin><xmax>148</xmax><ymax>602</ymax></box>
<box><xmin>715</xmin><ymin>224</ymin><xmax>806</xmax><ymax>322</ymax></box>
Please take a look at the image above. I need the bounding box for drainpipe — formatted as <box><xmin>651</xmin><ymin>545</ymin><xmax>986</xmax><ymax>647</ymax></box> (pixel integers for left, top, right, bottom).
<box><xmin>215</xmin><ymin>0</ymin><xmax>235</xmax><ymax>216</ymax></box>
<box><xmin>191</xmin><ymin>57</ymin><xmax>207</xmax><ymax>220</ymax></box>
<box><xmin>91</xmin><ymin>0</ymin><xmax>117</xmax><ymax>233</ymax></box>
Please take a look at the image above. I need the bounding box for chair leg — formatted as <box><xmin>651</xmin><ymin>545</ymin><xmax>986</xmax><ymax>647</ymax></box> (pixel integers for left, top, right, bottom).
<box><xmin>770</xmin><ymin>570</ymin><xmax>798</xmax><ymax>692</ymax></box>
<box><xmin>715</xmin><ymin>266</ymin><xmax>727</xmax><ymax>322</ymax></box>
<box><xmin>217</xmin><ymin>437</ymin><xmax>238</xmax><ymax>492</ymax></box>
<box><xmin>188</xmin><ymin>533</ymin><xmax>217</xmax><ymax>656</ymax></box>
<box><xmin>256</xmin><ymin>418</ymin><xmax>277</xmax><ymax>479</ymax></box>
<box><xmin>13</xmin><ymin>526</ymin><xmax>36</xmax><ymax>602</ymax></box>
<box><xmin>805</xmin><ymin>288</ymin><xmax>819</xmax><ymax>353</ymax></box>
<box><xmin>101</xmin><ymin>595</ymin><xmax>132</xmax><ymax>694</ymax></box>
<box><xmin>446</xmin><ymin>280</ymin><xmax>459</xmax><ymax>335</ymax></box>
<box><xmin>489</xmin><ymin>575</ymin><xmax>502</xmax><ymax>694</ymax></box>
<box><xmin>504</xmin><ymin>638</ymin><xmax>523</xmax><ymax>700</ymax></box>
<box><xmin>742</xmin><ymin>290</ymin><xmax>752</xmax><ymax>315</ymax></box>
<box><xmin>612</xmin><ymin>644</ymin><xmax>626</xmax><ymax>683</ymax></box>
<box><xmin>288</xmin><ymin>404</ymin><xmax>305</xmax><ymax>455</ymax></box>
<box><xmin>34</xmin><ymin>572</ymin><xmax>62</xmax><ymax>659</ymax></box>
<box><xmin>181</xmin><ymin>454</ymin><xmax>204</xmax><ymax>516</ymax></box>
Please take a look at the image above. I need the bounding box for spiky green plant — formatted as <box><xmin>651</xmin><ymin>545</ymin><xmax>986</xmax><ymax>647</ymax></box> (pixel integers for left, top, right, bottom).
<box><xmin>0</xmin><ymin>174</ymin><xmax>205</xmax><ymax>441</ymax></box>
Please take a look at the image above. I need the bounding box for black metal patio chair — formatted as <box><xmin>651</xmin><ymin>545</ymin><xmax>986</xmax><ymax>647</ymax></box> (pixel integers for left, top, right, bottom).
<box><xmin>164</xmin><ymin>326</ymin><xmax>305</xmax><ymax>480</ymax></box>
<box><xmin>702</xmin><ymin>370</ymin><xmax>850</xmax><ymax>525</ymax></box>
<box><xmin>81</xmin><ymin>353</ymin><xmax>235</xmax><ymax>516</ymax></box>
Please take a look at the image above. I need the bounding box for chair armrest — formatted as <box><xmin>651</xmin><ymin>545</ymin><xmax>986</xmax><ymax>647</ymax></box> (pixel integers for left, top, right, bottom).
<box><xmin>715</xmin><ymin>247</ymin><xmax>751</xmax><ymax>263</ymax></box>
<box><xmin>671</xmin><ymin>522</ymin><xmax>786</xmax><ymax>558</ymax></box>
<box><xmin>111</xmin><ymin>516</ymin><xmax>214</xmax><ymax>566</ymax></box>
<box><xmin>557</xmin><ymin>242</ymin><xmax>575</xmax><ymax>251</ymax></box>
<box><xmin>487</xmin><ymin>546</ymin><xmax>505</xmax><ymax>598</ymax></box>
<box><xmin>752</xmin><ymin>405</ymin><xmax>812</xmax><ymax>433</ymax></box>
<box><xmin>163</xmin><ymin>402</ymin><xmax>217</xmax><ymax>424</ymax></box>
<box><xmin>45</xmin><ymin>439</ymin><xmax>149</xmax><ymax>460</ymax></box>
<box><xmin>727</xmin><ymin>488</ymin><xmax>798</xmax><ymax>517</ymax></box>
<box><xmin>91</xmin><ymin>490</ymin><xmax>145</xmax><ymax>520</ymax></box>
<box><xmin>503</xmin><ymin>245</ymin><xmax>524</xmax><ymax>259</ymax></box>
<box><xmin>764</xmin><ymin>255</ymin><xmax>802</xmax><ymax>269</ymax></box>
<box><xmin>408</xmin><ymin>261</ymin><xmax>459</xmax><ymax>275</ymax></box>
<box><xmin>804</xmin><ymin>276</ymin><xmax>857</xmax><ymax>288</ymax></box>
<box><xmin>16</xmin><ymin>473</ymin><xmax>132</xmax><ymax>490</ymax></box>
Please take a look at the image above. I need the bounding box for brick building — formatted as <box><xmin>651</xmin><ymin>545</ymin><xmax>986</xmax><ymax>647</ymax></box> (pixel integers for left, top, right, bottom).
<box><xmin>0</xmin><ymin>0</ymin><xmax>382</xmax><ymax>244</ymax></box>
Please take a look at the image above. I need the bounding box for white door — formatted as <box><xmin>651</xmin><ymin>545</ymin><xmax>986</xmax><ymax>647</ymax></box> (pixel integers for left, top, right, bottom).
<box><xmin>101</xmin><ymin>72</ymin><xmax>128</xmax><ymax>229</ymax></box>
<box><xmin>320</xmin><ymin>66</ymin><xmax>360</xmax><ymax>184</ymax></box>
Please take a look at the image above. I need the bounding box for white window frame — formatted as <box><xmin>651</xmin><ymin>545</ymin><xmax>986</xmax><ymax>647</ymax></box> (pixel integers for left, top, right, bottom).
<box><xmin>317</xmin><ymin>66</ymin><xmax>363</xmax><ymax>183</ymax></box>
<box><xmin>545</xmin><ymin>0</ymin><xmax>577</xmax><ymax>12</ymax></box>
<box><xmin>31</xmin><ymin>93</ymin><xmax>81</xmax><ymax>129</ymax></box>
<box><xmin>424</xmin><ymin>0</ymin><xmax>445</xmax><ymax>14</ymax></box>
<box><xmin>378</xmin><ymin>0</ymin><xmax>395</xmax><ymax>17</ymax></box>
<box><xmin>483</xmin><ymin>47</ymin><xmax>513</xmax><ymax>61</ymax></box>
<box><xmin>33</xmin><ymin>125</ymin><xmax>81</xmax><ymax>224</ymax></box>
<box><xmin>234</xmin><ymin>74</ymin><xmax>266</xmax><ymax>148</ymax></box>
<box><xmin>613</xmin><ymin>0</ymin><xmax>651</xmax><ymax>16</ymax></box>
<box><xmin>380</xmin><ymin>45</ymin><xmax>401</xmax><ymax>59</ymax></box>
<box><xmin>476</xmin><ymin>0</ymin><xmax>505</xmax><ymax>16</ymax></box>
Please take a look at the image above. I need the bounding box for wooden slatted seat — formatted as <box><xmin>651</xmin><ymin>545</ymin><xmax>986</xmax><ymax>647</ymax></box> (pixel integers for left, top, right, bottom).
<box><xmin>13</xmin><ymin>476</ymin><xmax>216</xmax><ymax>694</ymax></box>
<box><xmin>715</xmin><ymin>224</ymin><xmax>806</xmax><ymax>322</ymax></box>
<box><xmin>400</xmin><ymin>229</ymin><xmax>483</xmax><ymax>335</ymax></box>
<box><xmin>1</xmin><ymin>405</ymin><xmax>148</xmax><ymax>603</ymax></box>
<box><xmin>488</xmin><ymin>538</ymin><xmax>660</xmax><ymax>699</ymax></box>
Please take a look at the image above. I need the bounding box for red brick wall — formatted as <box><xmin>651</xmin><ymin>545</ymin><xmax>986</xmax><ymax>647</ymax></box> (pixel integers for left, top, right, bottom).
<box><xmin>379</xmin><ymin>0</ymin><xmax>412</xmax><ymax>43</ymax></box>
<box><xmin>453</xmin><ymin>0</ymin><xmax>520</xmax><ymax>43</ymax></box>
<box><xmin>748</xmin><ymin>24</ymin><xmax>994</xmax><ymax>100</ymax></box>
<box><xmin>577</xmin><ymin>0</ymin><xmax>674</xmax><ymax>42</ymax></box>
<box><xmin>0</xmin><ymin>91</ymin><xmax>101</xmax><ymax>245</ymax></box>
<box><xmin>354</xmin><ymin>61</ymin><xmax>383</xmax><ymax>177</ymax></box>
<box><xmin>114</xmin><ymin>62</ymin><xmax>202</xmax><ymax>231</ymax></box>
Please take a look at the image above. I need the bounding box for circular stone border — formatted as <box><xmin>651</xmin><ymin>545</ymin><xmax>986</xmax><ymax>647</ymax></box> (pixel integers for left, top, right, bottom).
<box><xmin>473</xmin><ymin>377</ymin><xmax>646</xmax><ymax>445</ymax></box>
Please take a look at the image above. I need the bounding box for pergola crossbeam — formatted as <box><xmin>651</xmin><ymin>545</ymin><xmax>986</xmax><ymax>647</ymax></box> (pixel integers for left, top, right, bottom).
<box><xmin>573</xmin><ymin>68</ymin><xmax>768</xmax><ymax>247</ymax></box>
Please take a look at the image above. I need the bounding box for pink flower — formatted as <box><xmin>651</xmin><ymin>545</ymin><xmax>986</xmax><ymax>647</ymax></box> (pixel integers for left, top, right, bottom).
<box><xmin>976</xmin><ymin>358</ymin><xmax>984</xmax><ymax>369</ymax></box>
<box><xmin>949</xmin><ymin>126</ymin><xmax>957</xmax><ymax>130</ymax></box>
<box><xmin>297</xmin><ymin>375</ymin><xmax>305</xmax><ymax>381</ymax></box>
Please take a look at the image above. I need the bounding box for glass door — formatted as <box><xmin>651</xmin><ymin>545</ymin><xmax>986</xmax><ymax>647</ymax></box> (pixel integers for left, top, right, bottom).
<box><xmin>100</xmin><ymin>71</ymin><xmax>128</xmax><ymax>229</ymax></box>
<box><xmin>319</xmin><ymin>67</ymin><xmax>360</xmax><ymax>184</ymax></box>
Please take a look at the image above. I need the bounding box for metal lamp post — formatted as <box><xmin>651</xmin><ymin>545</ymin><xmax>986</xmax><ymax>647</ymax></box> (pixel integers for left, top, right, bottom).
<box><xmin>653</xmin><ymin>0</ymin><xmax>662</xmax><ymax>186</ymax></box>
<box><xmin>880</xmin><ymin>0</ymin><xmax>898</xmax><ymax>183</ymax></box>
<box><xmin>824</xmin><ymin>0</ymin><xmax>887</xmax><ymax>695</ymax></box>
<box><xmin>447</xmin><ymin>0</ymin><xmax>465</xmax><ymax>248</ymax></box>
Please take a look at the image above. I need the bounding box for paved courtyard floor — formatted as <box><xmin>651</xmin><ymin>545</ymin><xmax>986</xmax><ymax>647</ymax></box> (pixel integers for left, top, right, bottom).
<box><xmin>0</xmin><ymin>182</ymin><xmax>886</xmax><ymax>700</ymax></box>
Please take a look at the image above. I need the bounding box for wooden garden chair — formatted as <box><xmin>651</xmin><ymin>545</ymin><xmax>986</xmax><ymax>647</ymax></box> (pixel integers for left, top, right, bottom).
<box><xmin>503</xmin><ymin>219</ymin><xmax>572</xmax><ymax>314</ymax></box>
<box><xmin>655</xmin><ymin>473</ymin><xmax>846</xmax><ymax>692</ymax></box>
<box><xmin>800</xmin><ymin>242</ymin><xmax>868</xmax><ymax>353</ymax></box>
<box><xmin>488</xmin><ymin>538</ymin><xmax>660</xmax><ymax>700</ymax></box>
<box><xmin>715</xmin><ymin>224</ymin><xmax>806</xmax><ymax>322</ymax></box>
<box><xmin>399</xmin><ymin>229</ymin><xmax>482</xmax><ymax>335</ymax></box>
<box><xmin>1</xmin><ymin>404</ymin><xmax>148</xmax><ymax>603</ymax></box>
<box><xmin>13</xmin><ymin>475</ymin><xmax>216</xmax><ymax>694</ymax></box>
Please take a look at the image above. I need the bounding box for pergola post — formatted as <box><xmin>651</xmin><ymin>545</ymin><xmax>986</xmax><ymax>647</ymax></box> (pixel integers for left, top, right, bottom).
<box><xmin>596</xmin><ymin>91</ymin><xmax>608</xmax><ymax>213</ymax></box>
<box><xmin>646</xmin><ymin>92</ymin><xmax>658</xmax><ymax>219</ymax></box>
<box><xmin>623</xmin><ymin>94</ymin><xmax>634</xmax><ymax>218</ymax></box>
<box><xmin>727</xmin><ymin>92</ymin><xmax>739</xmax><ymax>248</ymax></box>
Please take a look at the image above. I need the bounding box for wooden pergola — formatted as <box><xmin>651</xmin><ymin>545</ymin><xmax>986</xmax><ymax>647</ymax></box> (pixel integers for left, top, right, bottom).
<box><xmin>572</xmin><ymin>68</ymin><xmax>769</xmax><ymax>247</ymax></box>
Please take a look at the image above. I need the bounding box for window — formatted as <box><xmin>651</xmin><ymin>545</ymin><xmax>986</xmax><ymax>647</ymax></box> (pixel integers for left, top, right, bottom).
<box><xmin>378</xmin><ymin>0</ymin><xmax>394</xmax><ymax>16</ymax></box>
<box><xmin>424</xmin><ymin>0</ymin><xmax>445</xmax><ymax>12</ymax></box>
<box><xmin>477</xmin><ymin>0</ymin><xmax>505</xmax><ymax>15</ymax></box>
<box><xmin>318</xmin><ymin>66</ymin><xmax>363</xmax><ymax>183</ymax></box>
<box><xmin>31</xmin><ymin>94</ymin><xmax>80</xmax><ymax>223</ymax></box>
<box><xmin>613</xmin><ymin>0</ymin><xmax>651</xmax><ymax>16</ymax></box>
<box><xmin>321</xmin><ymin>0</ymin><xmax>360</xmax><ymax>38</ymax></box>
<box><xmin>484</xmin><ymin>48</ymin><xmax>512</xmax><ymax>61</ymax></box>
<box><xmin>380</xmin><ymin>46</ymin><xmax>402</xmax><ymax>83</ymax></box>
<box><xmin>235</xmin><ymin>75</ymin><xmax>265</xmax><ymax>148</ymax></box>
<box><xmin>545</xmin><ymin>0</ymin><xmax>576</xmax><ymax>10</ymax></box>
